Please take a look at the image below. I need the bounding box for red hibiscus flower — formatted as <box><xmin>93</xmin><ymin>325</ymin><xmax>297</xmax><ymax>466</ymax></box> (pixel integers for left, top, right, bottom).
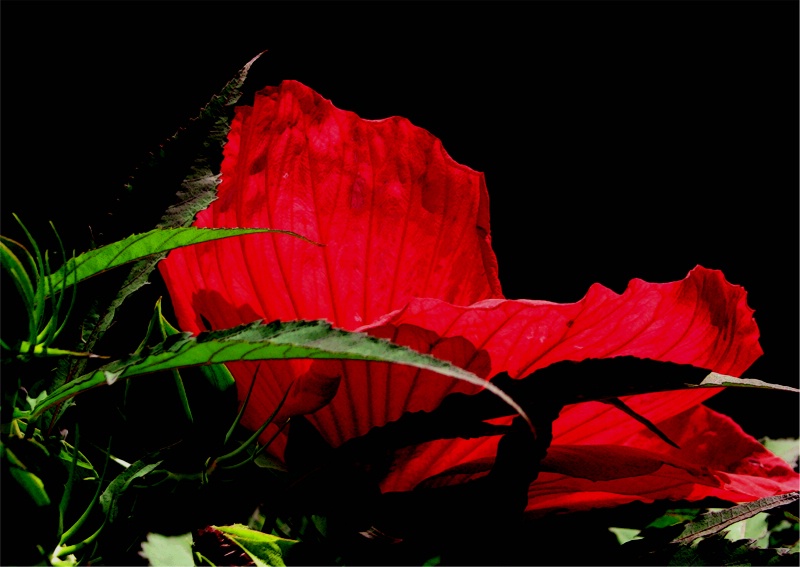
<box><xmin>159</xmin><ymin>80</ymin><xmax>798</xmax><ymax>521</ymax></box>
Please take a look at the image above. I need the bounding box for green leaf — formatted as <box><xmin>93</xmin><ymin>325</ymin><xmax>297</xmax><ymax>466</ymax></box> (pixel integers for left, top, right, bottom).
<box><xmin>647</xmin><ymin>508</ymin><xmax>703</xmax><ymax>529</ymax></box>
<box><xmin>672</xmin><ymin>493</ymin><xmax>800</xmax><ymax>545</ymax></box>
<box><xmin>609</xmin><ymin>526</ymin><xmax>642</xmax><ymax>545</ymax></box>
<box><xmin>52</xmin><ymin>51</ymin><xmax>265</xmax><ymax>398</ymax></box>
<box><xmin>2</xmin><ymin>444</ymin><xmax>52</xmax><ymax>507</ymax></box>
<box><xmin>31</xmin><ymin>320</ymin><xmax>529</xmax><ymax>426</ymax></box>
<box><xmin>9</xmin><ymin>467</ymin><xmax>51</xmax><ymax>506</ymax></box>
<box><xmin>2</xmin><ymin>443</ymin><xmax>52</xmax><ymax>508</ymax></box>
<box><xmin>196</xmin><ymin>363</ymin><xmax>236</xmax><ymax>393</ymax></box>
<box><xmin>210</xmin><ymin>524</ymin><xmax>297</xmax><ymax>567</ymax></box>
<box><xmin>0</xmin><ymin>237</ymin><xmax>36</xmax><ymax>315</ymax></box>
<box><xmin>158</xmin><ymin>302</ymin><xmax>234</xmax><ymax>392</ymax></box>
<box><xmin>16</xmin><ymin>341</ymin><xmax>103</xmax><ymax>359</ymax></box>
<box><xmin>140</xmin><ymin>532</ymin><xmax>195</xmax><ymax>567</ymax></box>
<box><xmin>761</xmin><ymin>438</ymin><xmax>800</xmax><ymax>469</ymax></box>
<box><xmin>152</xmin><ymin>50</ymin><xmax>266</xmax><ymax>230</ymax></box>
<box><xmin>100</xmin><ymin>457</ymin><xmax>164</xmax><ymax>523</ymax></box>
<box><xmin>124</xmin><ymin>49</ymin><xmax>265</xmax><ymax>229</ymax></box>
<box><xmin>695</xmin><ymin>373</ymin><xmax>800</xmax><ymax>393</ymax></box>
<box><xmin>25</xmin><ymin>389</ymin><xmax>49</xmax><ymax>412</ymax></box>
<box><xmin>723</xmin><ymin>511</ymin><xmax>770</xmax><ymax>548</ymax></box>
<box><xmin>57</xmin><ymin>446</ymin><xmax>96</xmax><ymax>472</ymax></box>
<box><xmin>253</xmin><ymin>452</ymin><xmax>288</xmax><ymax>473</ymax></box>
<box><xmin>43</xmin><ymin>227</ymin><xmax>311</xmax><ymax>294</ymax></box>
<box><xmin>1</xmin><ymin>236</ymin><xmax>39</xmax><ymax>345</ymax></box>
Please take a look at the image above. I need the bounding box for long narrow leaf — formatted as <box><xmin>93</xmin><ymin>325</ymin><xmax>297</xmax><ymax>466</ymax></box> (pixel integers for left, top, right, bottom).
<box><xmin>60</xmin><ymin>437</ymin><xmax>112</xmax><ymax>546</ymax></box>
<box><xmin>160</xmin><ymin>302</ymin><xmax>236</xmax><ymax>392</ymax></box>
<box><xmin>0</xmin><ymin>238</ymin><xmax>37</xmax><ymax>342</ymax></box>
<box><xmin>52</xmin><ymin>52</ymin><xmax>266</xmax><ymax>394</ymax></box>
<box><xmin>31</xmin><ymin>320</ymin><xmax>529</xmax><ymax>425</ymax></box>
<box><xmin>43</xmin><ymin>227</ymin><xmax>315</xmax><ymax>295</ymax></box>
<box><xmin>672</xmin><ymin>492</ymin><xmax>800</xmax><ymax>545</ymax></box>
<box><xmin>99</xmin><ymin>457</ymin><xmax>164</xmax><ymax>524</ymax></box>
<box><xmin>0</xmin><ymin>238</ymin><xmax>36</xmax><ymax>312</ymax></box>
<box><xmin>46</xmin><ymin>223</ymin><xmax>78</xmax><ymax>343</ymax></box>
<box><xmin>694</xmin><ymin>373</ymin><xmax>800</xmax><ymax>393</ymax></box>
<box><xmin>58</xmin><ymin>424</ymin><xmax>80</xmax><ymax>538</ymax></box>
<box><xmin>11</xmin><ymin>215</ymin><xmax>52</xmax><ymax>345</ymax></box>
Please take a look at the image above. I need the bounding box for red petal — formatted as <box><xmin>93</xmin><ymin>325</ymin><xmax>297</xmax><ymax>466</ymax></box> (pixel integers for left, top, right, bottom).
<box><xmin>381</xmin><ymin>405</ymin><xmax>799</xmax><ymax>515</ymax></box>
<box><xmin>364</xmin><ymin>265</ymin><xmax>761</xmax><ymax>379</ymax></box>
<box><xmin>295</xmin><ymin>265</ymin><xmax>762</xmax><ymax>446</ymax></box>
<box><xmin>156</xmin><ymin>80</ymin><xmax>794</xmax><ymax>515</ymax></box>
<box><xmin>159</xmin><ymin>79</ymin><xmax>503</xmax><ymax>439</ymax></box>
<box><xmin>159</xmin><ymin>79</ymin><xmax>501</xmax><ymax>337</ymax></box>
<box><xmin>527</xmin><ymin>403</ymin><xmax>800</xmax><ymax>515</ymax></box>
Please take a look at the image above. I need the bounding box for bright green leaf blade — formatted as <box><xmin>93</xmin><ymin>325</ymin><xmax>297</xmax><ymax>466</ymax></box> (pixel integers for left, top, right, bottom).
<box><xmin>43</xmin><ymin>227</ymin><xmax>312</xmax><ymax>294</ymax></box>
<box><xmin>17</xmin><ymin>341</ymin><xmax>105</xmax><ymax>359</ymax></box>
<box><xmin>26</xmin><ymin>390</ymin><xmax>49</xmax><ymax>412</ymax></box>
<box><xmin>32</xmin><ymin>320</ymin><xmax>529</xmax><ymax>425</ymax></box>
<box><xmin>10</xmin><ymin>467</ymin><xmax>51</xmax><ymax>506</ymax></box>
<box><xmin>0</xmin><ymin>238</ymin><xmax>36</xmax><ymax>311</ymax></box>
<box><xmin>0</xmin><ymin>234</ymin><xmax>38</xmax><ymax>276</ymax></box>
<box><xmin>672</xmin><ymin>492</ymin><xmax>800</xmax><ymax>545</ymax></box>
<box><xmin>1</xmin><ymin>237</ymin><xmax>39</xmax><ymax>344</ymax></box>
<box><xmin>58</xmin><ymin>446</ymin><xmax>96</xmax><ymax>472</ymax></box>
<box><xmin>196</xmin><ymin>363</ymin><xmax>236</xmax><ymax>392</ymax></box>
<box><xmin>158</xmin><ymin>302</ymin><xmax>181</xmax><ymax>337</ymax></box>
<box><xmin>140</xmin><ymin>532</ymin><xmax>195</xmax><ymax>567</ymax></box>
<box><xmin>609</xmin><ymin>526</ymin><xmax>642</xmax><ymax>545</ymax></box>
<box><xmin>134</xmin><ymin>299</ymin><xmax>169</xmax><ymax>355</ymax></box>
<box><xmin>211</xmin><ymin>524</ymin><xmax>297</xmax><ymax>567</ymax></box>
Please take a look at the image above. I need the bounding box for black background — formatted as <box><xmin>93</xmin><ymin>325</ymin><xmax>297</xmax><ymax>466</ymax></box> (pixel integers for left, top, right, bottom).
<box><xmin>2</xmin><ymin>0</ymin><xmax>797</xmax><ymax>440</ymax></box>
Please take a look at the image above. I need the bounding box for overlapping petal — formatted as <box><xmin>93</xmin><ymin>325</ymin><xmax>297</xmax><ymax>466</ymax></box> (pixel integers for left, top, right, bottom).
<box><xmin>386</xmin><ymin>404</ymin><xmax>798</xmax><ymax>516</ymax></box>
<box><xmin>301</xmin><ymin>265</ymin><xmax>761</xmax><ymax>446</ymax></box>
<box><xmin>159</xmin><ymin>79</ymin><xmax>798</xmax><ymax>516</ymax></box>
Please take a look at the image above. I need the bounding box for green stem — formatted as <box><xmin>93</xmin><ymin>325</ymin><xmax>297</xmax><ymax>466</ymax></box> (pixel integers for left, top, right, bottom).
<box><xmin>58</xmin><ymin>424</ymin><xmax>80</xmax><ymax>538</ymax></box>
<box><xmin>195</xmin><ymin>552</ymin><xmax>218</xmax><ymax>566</ymax></box>
<box><xmin>59</xmin><ymin>437</ymin><xmax>111</xmax><ymax>546</ymax></box>
<box><xmin>220</xmin><ymin>418</ymin><xmax>289</xmax><ymax>471</ymax></box>
<box><xmin>54</xmin><ymin>517</ymin><xmax>106</xmax><ymax>559</ymax></box>
<box><xmin>215</xmin><ymin>386</ymin><xmax>290</xmax><ymax>466</ymax></box>
<box><xmin>224</xmin><ymin>365</ymin><xmax>260</xmax><ymax>446</ymax></box>
<box><xmin>5</xmin><ymin>376</ymin><xmax>22</xmax><ymax>426</ymax></box>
